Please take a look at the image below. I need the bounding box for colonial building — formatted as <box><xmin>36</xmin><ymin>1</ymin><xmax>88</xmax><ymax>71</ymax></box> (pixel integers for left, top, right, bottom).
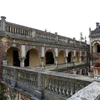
<box><xmin>89</xmin><ymin>22</ymin><xmax>100</xmax><ymax>67</ymax></box>
<box><xmin>0</xmin><ymin>16</ymin><xmax>91</xmax><ymax>100</ymax></box>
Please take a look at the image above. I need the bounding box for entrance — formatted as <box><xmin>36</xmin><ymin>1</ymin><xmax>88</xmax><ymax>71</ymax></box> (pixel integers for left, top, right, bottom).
<box><xmin>45</xmin><ymin>51</ymin><xmax>54</xmax><ymax>64</ymax></box>
<box><xmin>13</xmin><ymin>50</ymin><xmax>20</xmax><ymax>66</ymax></box>
<box><xmin>25</xmin><ymin>51</ymin><xmax>29</xmax><ymax>66</ymax></box>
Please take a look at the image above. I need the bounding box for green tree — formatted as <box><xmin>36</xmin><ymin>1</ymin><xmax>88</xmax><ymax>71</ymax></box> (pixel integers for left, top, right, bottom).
<box><xmin>0</xmin><ymin>82</ymin><xmax>7</xmax><ymax>100</ymax></box>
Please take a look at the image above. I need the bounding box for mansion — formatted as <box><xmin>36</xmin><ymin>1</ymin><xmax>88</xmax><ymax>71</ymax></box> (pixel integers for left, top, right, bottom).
<box><xmin>0</xmin><ymin>16</ymin><xmax>100</xmax><ymax>100</ymax></box>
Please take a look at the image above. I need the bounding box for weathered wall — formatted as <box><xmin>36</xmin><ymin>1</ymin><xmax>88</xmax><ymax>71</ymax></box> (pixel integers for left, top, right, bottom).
<box><xmin>58</xmin><ymin>51</ymin><xmax>65</xmax><ymax>64</ymax></box>
<box><xmin>30</xmin><ymin>49</ymin><xmax>40</xmax><ymax>67</ymax></box>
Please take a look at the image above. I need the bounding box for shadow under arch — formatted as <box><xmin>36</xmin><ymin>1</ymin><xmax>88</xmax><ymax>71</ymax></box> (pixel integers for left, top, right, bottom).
<box><xmin>67</xmin><ymin>51</ymin><xmax>74</xmax><ymax>62</ymax></box>
<box><xmin>45</xmin><ymin>50</ymin><xmax>55</xmax><ymax>64</ymax></box>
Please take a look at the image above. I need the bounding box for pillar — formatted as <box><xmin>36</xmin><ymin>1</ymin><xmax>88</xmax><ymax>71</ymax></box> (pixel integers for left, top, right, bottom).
<box><xmin>20</xmin><ymin>57</ymin><xmax>25</xmax><ymax>67</ymax></box>
<box><xmin>73</xmin><ymin>50</ymin><xmax>76</xmax><ymax>63</ymax></box>
<box><xmin>65</xmin><ymin>57</ymin><xmax>68</xmax><ymax>65</ymax></box>
<box><xmin>89</xmin><ymin>28</ymin><xmax>93</xmax><ymax>70</ymax></box>
<box><xmin>79</xmin><ymin>56</ymin><xmax>82</xmax><ymax>63</ymax></box>
<box><xmin>40</xmin><ymin>57</ymin><xmax>44</xmax><ymax>69</ymax></box>
<box><xmin>1</xmin><ymin>16</ymin><xmax>6</xmax><ymax>31</ymax></box>
<box><xmin>54</xmin><ymin>57</ymin><xmax>58</xmax><ymax>67</ymax></box>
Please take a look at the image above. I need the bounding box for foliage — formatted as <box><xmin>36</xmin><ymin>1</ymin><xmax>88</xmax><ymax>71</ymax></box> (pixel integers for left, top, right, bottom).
<box><xmin>0</xmin><ymin>82</ymin><xmax>7</xmax><ymax>100</ymax></box>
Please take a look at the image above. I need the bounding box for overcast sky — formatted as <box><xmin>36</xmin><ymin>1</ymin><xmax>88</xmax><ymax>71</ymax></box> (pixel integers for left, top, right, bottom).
<box><xmin>0</xmin><ymin>0</ymin><xmax>100</xmax><ymax>42</ymax></box>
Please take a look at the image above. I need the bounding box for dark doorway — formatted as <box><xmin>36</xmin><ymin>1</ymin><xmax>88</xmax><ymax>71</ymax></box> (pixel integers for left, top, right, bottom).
<box><xmin>67</xmin><ymin>52</ymin><xmax>71</xmax><ymax>62</ymax></box>
<box><xmin>25</xmin><ymin>51</ymin><xmax>29</xmax><ymax>66</ymax></box>
<box><xmin>46</xmin><ymin>52</ymin><xmax>54</xmax><ymax>64</ymax></box>
<box><xmin>97</xmin><ymin>44</ymin><xmax>100</xmax><ymax>53</ymax></box>
<box><xmin>13</xmin><ymin>50</ymin><xmax>20</xmax><ymax>66</ymax></box>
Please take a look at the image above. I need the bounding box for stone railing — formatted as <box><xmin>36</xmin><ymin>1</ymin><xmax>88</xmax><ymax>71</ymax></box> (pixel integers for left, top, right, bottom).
<box><xmin>42</xmin><ymin>71</ymin><xmax>93</xmax><ymax>99</ymax></box>
<box><xmin>2</xmin><ymin>65</ymin><xmax>93</xmax><ymax>99</ymax></box>
<box><xmin>3</xmin><ymin>66</ymin><xmax>38</xmax><ymax>96</ymax></box>
<box><xmin>5</xmin><ymin>22</ymin><xmax>34</xmax><ymax>38</ymax></box>
<box><xmin>57</xmin><ymin>62</ymin><xmax>86</xmax><ymax>68</ymax></box>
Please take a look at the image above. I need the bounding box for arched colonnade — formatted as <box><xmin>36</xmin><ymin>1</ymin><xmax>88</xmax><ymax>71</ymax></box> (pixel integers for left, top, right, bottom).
<box><xmin>6</xmin><ymin>45</ymin><xmax>87</xmax><ymax>67</ymax></box>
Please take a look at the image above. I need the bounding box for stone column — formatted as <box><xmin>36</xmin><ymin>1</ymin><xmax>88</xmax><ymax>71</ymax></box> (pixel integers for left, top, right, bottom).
<box><xmin>73</xmin><ymin>56</ymin><xmax>76</xmax><ymax>62</ymax></box>
<box><xmin>1</xmin><ymin>16</ymin><xmax>6</xmax><ymax>31</ymax></box>
<box><xmin>65</xmin><ymin>57</ymin><xmax>68</xmax><ymax>65</ymax></box>
<box><xmin>79</xmin><ymin>56</ymin><xmax>82</xmax><ymax>63</ymax></box>
<box><xmin>40</xmin><ymin>57</ymin><xmax>44</xmax><ymax>69</ymax></box>
<box><xmin>54</xmin><ymin>57</ymin><xmax>58</xmax><ymax>67</ymax></box>
<box><xmin>19</xmin><ymin>57</ymin><xmax>25</xmax><ymax>67</ymax></box>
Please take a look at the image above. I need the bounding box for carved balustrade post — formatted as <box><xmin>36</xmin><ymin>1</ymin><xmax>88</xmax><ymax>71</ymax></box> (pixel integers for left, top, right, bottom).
<box><xmin>11</xmin><ymin>68</ymin><xmax>17</xmax><ymax>88</ymax></box>
<box><xmin>35</xmin><ymin>72</ymin><xmax>44</xmax><ymax>99</ymax></box>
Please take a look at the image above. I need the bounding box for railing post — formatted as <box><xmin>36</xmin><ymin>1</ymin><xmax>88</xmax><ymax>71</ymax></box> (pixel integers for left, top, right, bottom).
<box><xmin>55</xmin><ymin>57</ymin><xmax>58</xmax><ymax>68</ymax></box>
<box><xmin>40</xmin><ymin>57</ymin><xmax>44</xmax><ymax>69</ymax></box>
<box><xmin>1</xmin><ymin>16</ymin><xmax>6</xmax><ymax>32</ymax></box>
<box><xmin>11</xmin><ymin>68</ymin><xmax>17</xmax><ymax>88</ymax></box>
<box><xmin>34</xmin><ymin>72</ymin><xmax>44</xmax><ymax>99</ymax></box>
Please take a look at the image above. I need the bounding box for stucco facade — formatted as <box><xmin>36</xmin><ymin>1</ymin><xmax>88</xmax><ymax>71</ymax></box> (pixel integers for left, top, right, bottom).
<box><xmin>0</xmin><ymin>16</ymin><xmax>90</xmax><ymax>100</ymax></box>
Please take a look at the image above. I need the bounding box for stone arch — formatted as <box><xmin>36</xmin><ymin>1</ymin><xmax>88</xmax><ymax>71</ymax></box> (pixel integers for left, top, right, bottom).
<box><xmin>93</xmin><ymin>42</ymin><xmax>100</xmax><ymax>53</ymax></box>
<box><xmin>58</xmin><ymin>50</ymin><xmax>65</xmax><ymax>64</ymax></box>
<box><xmin>25</xmin><ymin>48</ymin><xmax>40</xmax><ymax>67</ymax></box>
<box><xmin>7</xmin><ymin>47</ymin><xmax>20</xmax><ymax>66</ymax></box>
<box><xmin>25</xmin><ymin>46</ymin><xmax>40</xmax><ymax>56</ymax></box>
<box><xmin>67</xmin><ymin>51</ymin><xmax>74</xmax><ymax>62</ymax></box>
<box><xmin>76</xmin><ymin>51</ymin><xmax>80</xmax><ymax>62</ymax></box>
<box><xmin>45</xmin><ymin>49</ymin><xmax>55</xmax><ymax>64</ymax></box>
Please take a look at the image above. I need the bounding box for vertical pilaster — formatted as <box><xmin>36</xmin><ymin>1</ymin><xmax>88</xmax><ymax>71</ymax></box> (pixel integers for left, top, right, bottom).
<box><xmin>20</xmin><ymin>57</ymin><xmax>25</xmax><ymax>67</ymax></box>
<box><xmin>65</xmin><ymin>57</ymin><xmax>68</xmax><ymax>65</ymax></box>
<box><xmin>20</xmin><ymin>45</ymin><xmax>26</xmax><ymax>67</ymax></box>
<box><xmin>54</xmin><ymin>57</ymin><xmax>58</xmax><ymax>67</ymax></box>
<box><xmin>89</xmin><ymin>28</ymin><xmax>92</xmax><ymax>69</ymax></box>
<box><xmin>40</xmin><ymin>57</ymin><xmax>44</xmax><ymax>69</ymax></box>
<box><xmin>1</xmin><ymin>16</ymin><xmax>6</xmax><ymax>32</ymax></box>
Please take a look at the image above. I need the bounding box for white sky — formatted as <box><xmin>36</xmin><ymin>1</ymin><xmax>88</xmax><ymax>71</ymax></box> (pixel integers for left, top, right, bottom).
<box><xmin>1</xmin><ymin>0</ymin><xmax>100</xmax><ymax>42</ymax></box>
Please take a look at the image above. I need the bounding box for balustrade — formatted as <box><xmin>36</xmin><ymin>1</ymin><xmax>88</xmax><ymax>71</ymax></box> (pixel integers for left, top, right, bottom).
<box><xmin>5</xmin><ymin>22</ymin><xmax>33</xmax><ymax>37</ymax></box>
<box><xmin>2</xmin><ymin>66</ymin><xmax>92</xmax><ymax>98</ymax></box>
<box><xmin>42</xmin><ymin>72</ymin><xmax>91</xmax><ymax>97</ymax></box>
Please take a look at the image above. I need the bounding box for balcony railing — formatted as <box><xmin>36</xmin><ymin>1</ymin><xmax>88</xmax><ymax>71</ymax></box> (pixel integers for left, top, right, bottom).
<box><xmin>2</xmin><ymin>65</ymin><xmax>93</xmax><ymax>99</ymax></box>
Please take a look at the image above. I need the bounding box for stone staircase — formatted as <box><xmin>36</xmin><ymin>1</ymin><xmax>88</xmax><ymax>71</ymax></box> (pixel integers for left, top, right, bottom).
<box><xmin>67</xmin><ymin>81</ymin><xmax>100</xmax><ymax>100</ymax></box>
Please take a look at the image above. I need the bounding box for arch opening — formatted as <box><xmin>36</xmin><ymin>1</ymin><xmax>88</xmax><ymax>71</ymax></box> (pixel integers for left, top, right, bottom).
<box><xmin>7</xmin><ymin>47</ymin><xmax>20</xmax><ymax>67</ymax></box>
<box><xmin>67</xmin><ymin>51</ymin><xmax>73</xmax><ymax>62</ymax></box>
<box><xmin>45</xmin><ymin>51</ymin><xmax>54</xmax><ymax>64</ymax></box>
<box><xmin>97</xmin><ymin>44</ymin><xmax>100</xmax><ymax>53</ymax></box>
<box><xmin>25</xmin><ymin>49</ymin><xmax>40</xmax><ymax>67</ymax></box>
<box><xmin>58</xmin><ymin>50</ymin><xmax>65</xmax><ymax>64</ymax></box>
<box><xmin>25</xmin><ymin>51</ymin><xmax>29</xmax><ymax>66</ymax></box>
<box><xmin>76</xmin><ymin>52</ymin><xmax>80</xmax><ymax>62</ymax></box>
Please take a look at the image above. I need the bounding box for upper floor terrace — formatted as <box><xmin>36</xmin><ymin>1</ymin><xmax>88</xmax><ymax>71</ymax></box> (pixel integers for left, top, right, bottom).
<box><xmin>0</xmin><ymin>16</ymin><xmax>87</xmax><ymax>48</ymax></box>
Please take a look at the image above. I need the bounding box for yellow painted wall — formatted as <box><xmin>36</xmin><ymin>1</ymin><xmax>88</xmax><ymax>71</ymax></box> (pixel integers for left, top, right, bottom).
<box><xmin>76</xmin><ymin>52</ymin><xmax>79</xmax><ymax>62</ymax></box>
<box><xmin>7</xmin><ymin>48</ymin><xmax>13</xmax><ymax>66</ymax></box>
<box><xmin>7</xmin><ymin>47</ymin><xmax>19</xmax><ymax>66</ymax></box>
<box><xmin>58</xmin><ymin>51</ymin><xmax>65</xmax><ymax>64</ymax></box>
<box><xmin>29</xmin><ymin>49</ymin><xmax>40</xmax><ymax>67</ymax></box>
